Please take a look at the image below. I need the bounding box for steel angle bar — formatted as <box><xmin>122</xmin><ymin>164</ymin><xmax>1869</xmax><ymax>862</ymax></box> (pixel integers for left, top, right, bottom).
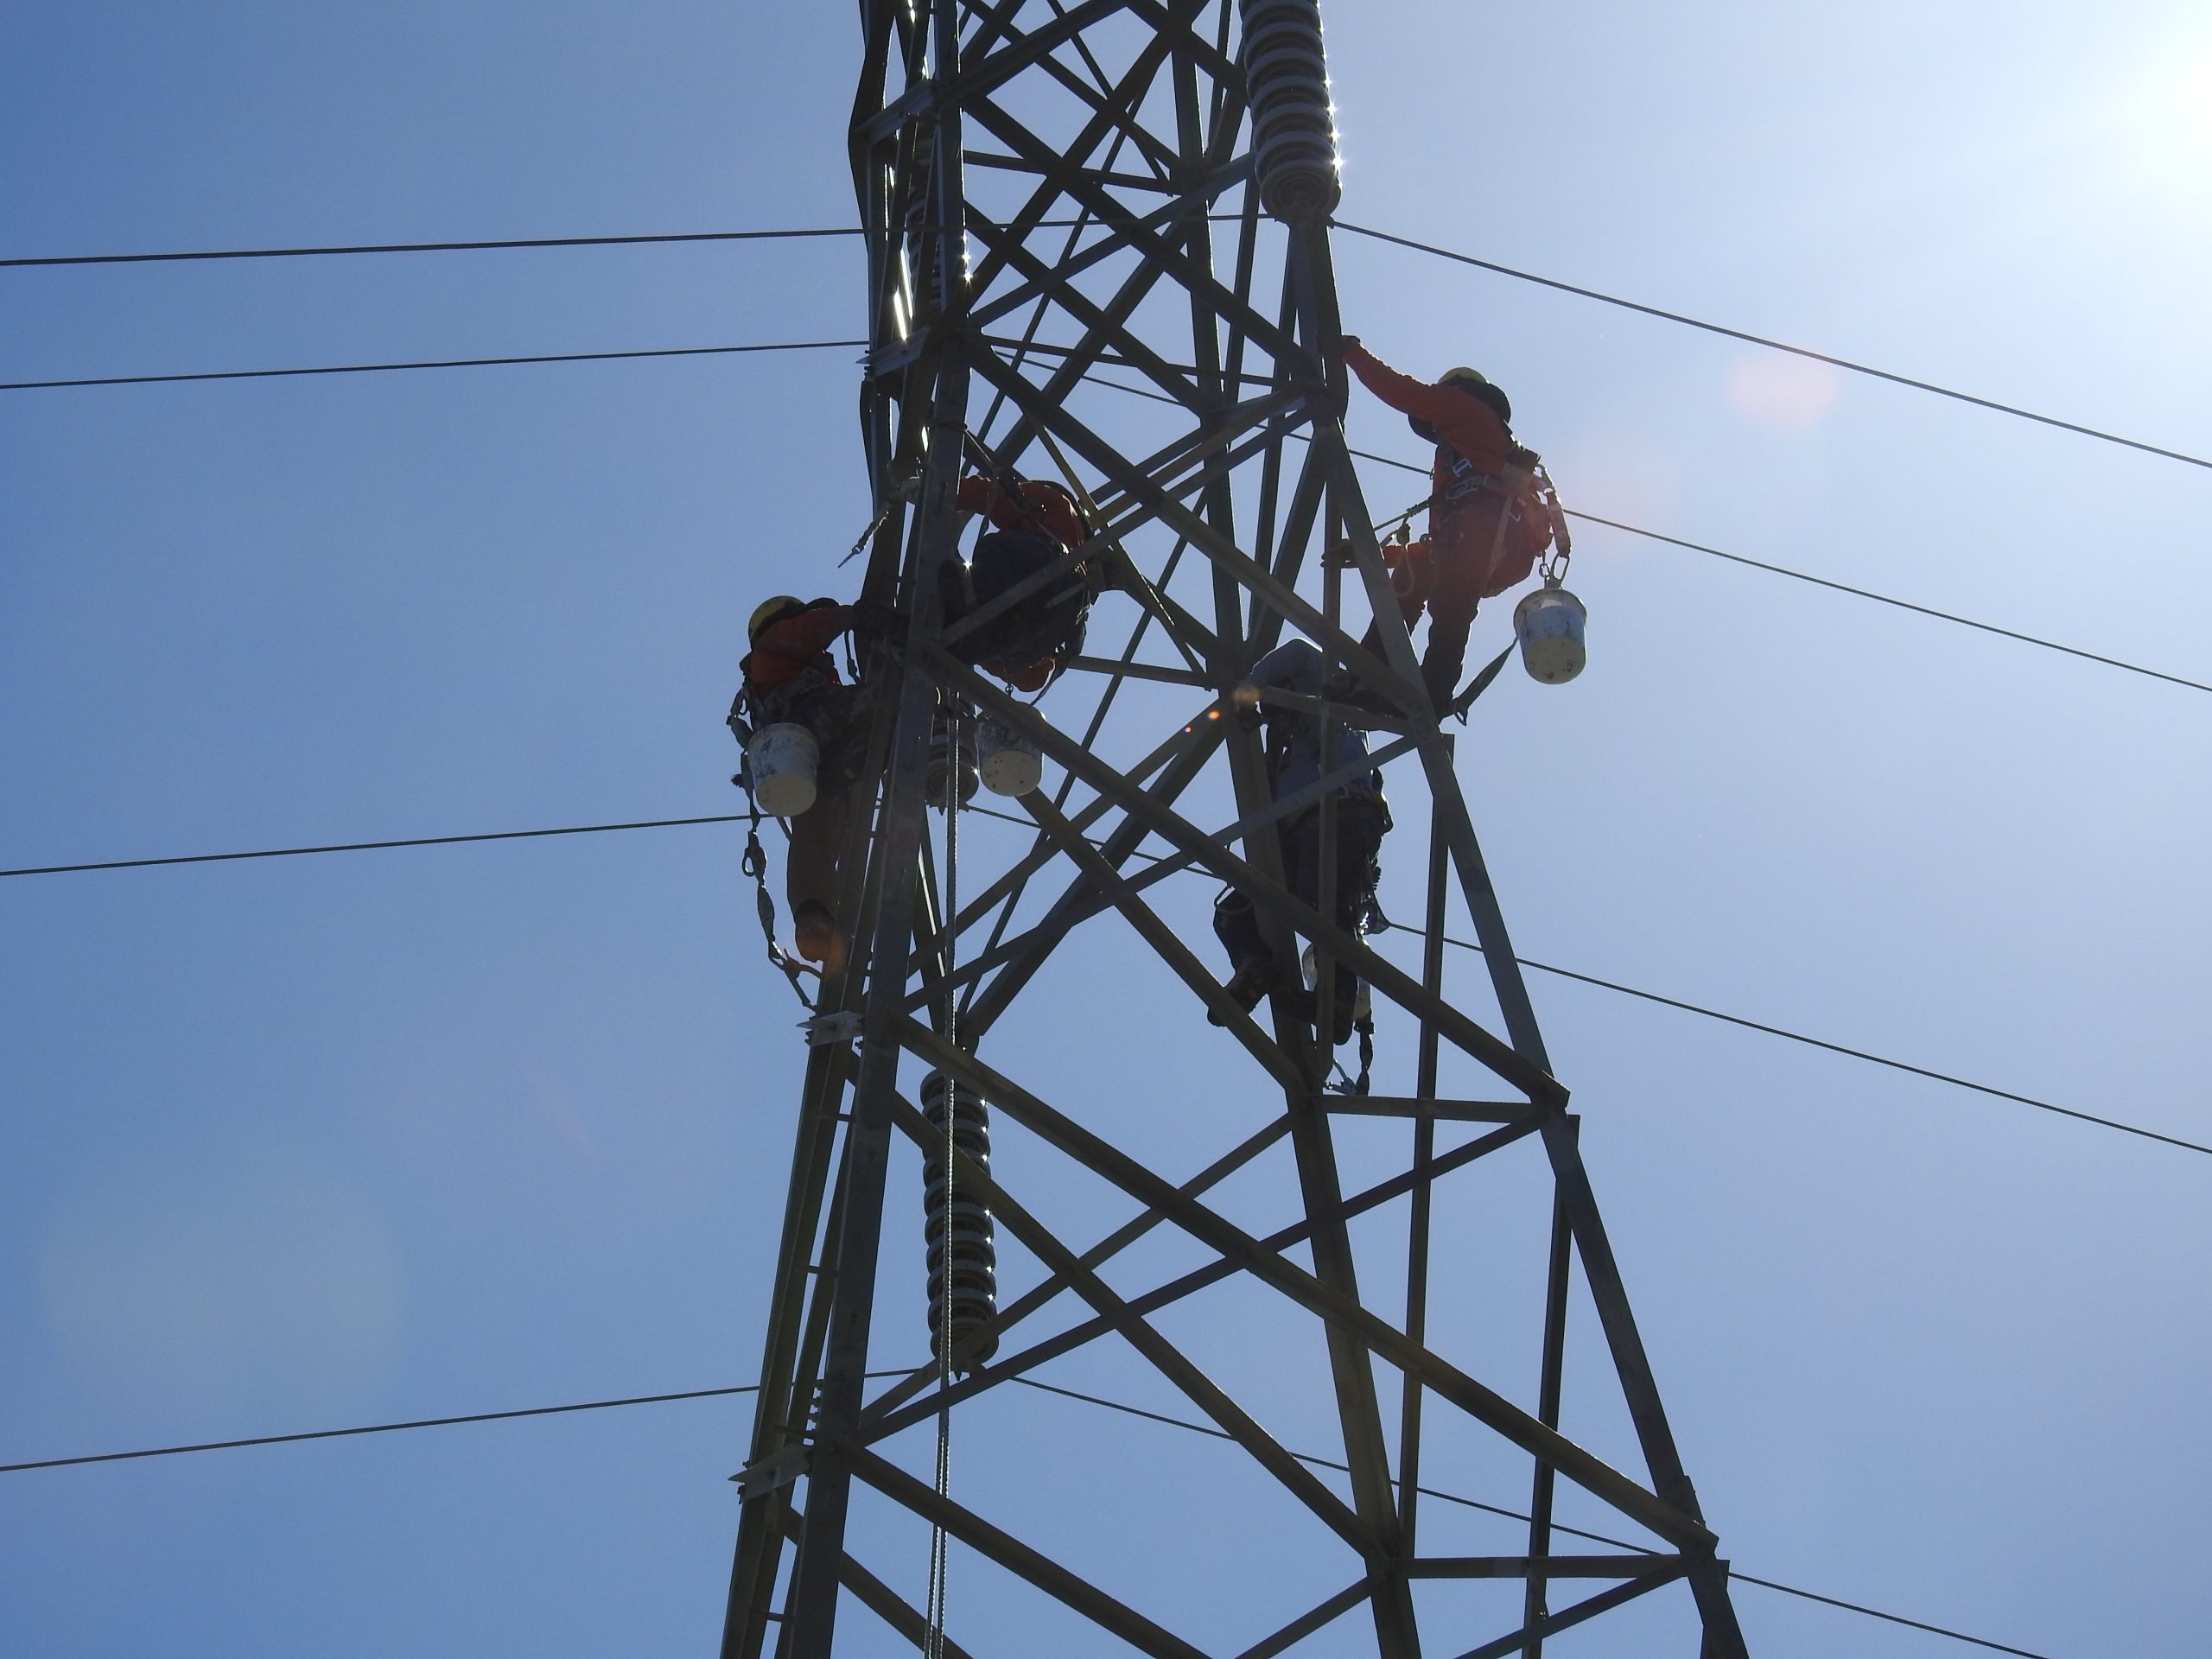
<box><xmin>841</xmin><ymin>1441</ymin><xmax>1211</xmax><ymax>1659</ymax></box>
<box><xmin>1124</xmin><ymin>0</ymin><xmax>1243</xmax><ymax>84</ymax></box>
<box><xmin>1414</xmin><ymin>739</ymin><xmax>1551</xmax><ymax>1070</ymax></box>
<box><xmin>877</xmin><ymin>1088</ymin><xmax>1377</xmax><ymax>1554</ymax></box>
<box><xmin>967</xmin><ymin>356</ymin><xmax>1427</xmax><ymax>718</ymax></box>
<box><xmin>924</xmin><ymin>701</ymin><xmax>1212</xmax><ymax>954</ymax></box>
<box><xmin>1535</xmin><ymin>1116</ymin><xmax>1750</xmax><ymax>1657</ymax></box>
<box><xmin>965</xmin><ymin>98</ymin><xmax>1301</xmax><ymax>365</ymax></box>
<box><xmin>724</xmin><ymin>626</ymin><xmax>909</xmax><ymax>1659</ymax></box>
<box><xmin>967</xmin><ymin>151</ymin><xmax>1255</xmax><ymax>331</ymax></box>
<box><xmin>955</xmin><ymin>0</ymin><xmax>1046</xmax><ymax>62</ymax></box>
<box><xmin>1400</xmin><ymin>793</ymin><xmax>1451</xmax><ymax>1548</ymax></box>
<box><xmin>1523</xmin><ymin>1190</ymin><xmax>1574</xmax><ymax>1656</ymax></box>
<box><xmin>861</xmin><ymin>1111</ymin><xmax>1293</xmax><ymax>1427</ymax></box>
<box><xmin>950</xmin><ymin>0</ymin><xmax>1140</xmax><ymax>111</ymax></box>
<box><xmin>1013</xmin><ymin>397</ymin><xmax>1314</xmax><ymax>558</ymax></box>
<box><xmin>935</xmin><ymin>649</ymin><xmax>1554</xmax><ymax>1098</ymax></box>
<box><xmin>1020</xmin><ymin>791</ymin><xmax>1306</xmax><ymax>1090</ymax></box>
<box><xmin>1232</xmin><ymin>1580</ymin><xmax>1371</xmax><ymax>1659</ymax></box>
<box><xmin>964</xmin><ymin>153</ymin><xmax>1182</xmax><ymax>193</ymax></box>
<box><xmin>888</xmin><ymin>1020</ymin><xmax>1707</xmax><ymax>1549</ymax></box>
<box><xmin>1325</xmin><ymin>1097</ymin><xmax>1536</xmax><ymax>1125</ymax></box>
<box><xmin>987</xmin><ymin>23</ymin><xmax>1185</xmax><ymax>182</ymax></box>
<box><xmin>774</xmin><ymin>1506</ymin><xmax>982</xmax><ymax>1659</ymax></box>
<box><xmin>1450</xmin><ymin>1561</ymin><xmax>1692</xmax><ymax>1659</ymax></box>
<box><xmin>899</xmin><ymin>722</ymin><xmax>1427</xmax><ymax>1020</ymax></box>
<box><xmin>967</xmin><ymin>212</ymin><xmax>1260</xmax><ymax>417</ymax></box>
<box><xmin>981</xmin><ymin>337</ymin><xmax>1284</xmax><ymax>389</ymax></box>
<box><xmin>1302</xmin><ymin>421</ymin><xmax>1434</xmax><ymax>693</ymax></box>
<box><xmin>960</xmin><ymin>715</ymin><xmax>1228</xmax><ymax>1038</ymax></box>
<box><xmin>1408</xmin><ymin>1556</ymin><xmax>1683</xmax><ymax>1581</ymax></box>
<box><xmin>1059</xmin><ymin>655</ymin><xmax>1211</xmax><ymax>688</ymax></box>
<box><xmin>963</xmin><ymin>34</ymin><xmax>1186</xmax><ymax>298</ymax></box>
<box><xmin>896</xmin><ymin>715</ymin><xmax>1232</xmax><ymax>1016</ymax></box>
<box><xmin>863</xmin><ymin>1106</ymin><xmax>1547</xmax><ymax>1450</ymax></box>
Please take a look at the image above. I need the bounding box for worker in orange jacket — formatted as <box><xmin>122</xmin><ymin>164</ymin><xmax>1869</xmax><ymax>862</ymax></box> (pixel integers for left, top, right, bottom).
<box><xmin>944</xmin><ymin>473</ymin><xmax>1096</xmax><ymax>693</ymax></box>
<box><xmin>1339</xmin><ymin>338</ymin><xmax>1558</xmax><ymax>706</ymax></box>
<box><xmin>734</xmin><ymin>596</ymin><xmax>880</xmax><ymax>965</ymax></box>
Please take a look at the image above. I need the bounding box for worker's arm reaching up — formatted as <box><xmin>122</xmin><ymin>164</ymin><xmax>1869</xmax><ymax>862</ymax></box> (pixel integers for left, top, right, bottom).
<box><xmin>1338</xmin><ymin>336</ymin><xmax>1515</xmax><ymax>476</ymax></box>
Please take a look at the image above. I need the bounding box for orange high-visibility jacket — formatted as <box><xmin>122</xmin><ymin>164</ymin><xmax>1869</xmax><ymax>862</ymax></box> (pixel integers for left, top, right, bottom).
<box><xmin>956</xmin><ymin>474</ymin><xmax>1084</xmax><ymax>550</ymax></box>
<box><xmin>742</xmin><ymin>604</ymin><xmax>854</xmax><ymax>696</ymax></box>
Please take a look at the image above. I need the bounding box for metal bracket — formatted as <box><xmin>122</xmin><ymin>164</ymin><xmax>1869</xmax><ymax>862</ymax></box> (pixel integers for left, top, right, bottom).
<box><xmin>801</xmin><ymin>1009</ymin><xmax>864</xmax><ymax>1047</ymax></box>
<box><xmin>730</xmin><ymin>1443</ymin><xmax>810</xmax><ymax>1503</ymax></box>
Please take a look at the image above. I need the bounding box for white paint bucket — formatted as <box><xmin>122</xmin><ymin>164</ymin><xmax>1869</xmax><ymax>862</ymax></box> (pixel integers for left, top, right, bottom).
<box><xmin>746</xmin><ymin>721</ymin><xmax>821</xmax><ymax>817</ymax></box>
<box><xmin>1514</xmin><ymin>586</ymin><xmax>1587</xmax><ymax>685</ymax></box>
<box><xmin>976</xmin><ymin>717</ymin><xmax>1043</xmax><ymax>797</ymax></box>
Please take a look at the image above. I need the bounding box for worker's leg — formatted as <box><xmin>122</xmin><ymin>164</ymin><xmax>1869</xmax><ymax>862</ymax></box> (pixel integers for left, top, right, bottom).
<box><xmin>785</xmin><ymin>781</ymin><xmax>850</xmax><ymax>965</ymax></box>
<box><xmin>1208</xmin><ymin>886</ymin><xmax>1281</xmax><ymax>1023</ymax></box>
<box><xmin>1287</xmin><ymin>801</ymin><xmax>1384</xmax><ymax>1045</ymax></box>
<box><xmin>1419</xmin><ymin>576</ymin><xmax>1479</xmax><ymax>709</ymax></box>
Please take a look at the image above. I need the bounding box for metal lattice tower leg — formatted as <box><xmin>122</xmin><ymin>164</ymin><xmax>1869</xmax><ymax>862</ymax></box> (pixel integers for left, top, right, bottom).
<box><xmin>721</xmin><ymin>4</ymin><xmax>1748</xmax><ymax>1655</ymax></box>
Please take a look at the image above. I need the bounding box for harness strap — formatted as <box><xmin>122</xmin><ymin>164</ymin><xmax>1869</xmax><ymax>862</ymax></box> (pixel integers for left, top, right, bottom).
<box><xmin>741</xmin><ymin>806</ymin><xmax>817</xmax><ymax>1010</ymax></box>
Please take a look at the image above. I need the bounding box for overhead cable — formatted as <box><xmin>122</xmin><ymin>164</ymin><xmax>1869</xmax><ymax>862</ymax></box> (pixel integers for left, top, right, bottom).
<box><xmin>4</xmin><ymin>810</ymin><xmax>2199</xmax><ymax>1159</ymax></box>
<box><xmin>0</xmin><ymin>1370</ymin><xmax>918</xmax><ymax>1475</ymax></box>
<box><xmin>1378</xmin><ymin>920</ymin><xmax>2211</xmax><ymax>1158</ymax></box>
<box><xmin>0</xmin><ymin>339</ymin><xmax>865</xmax><ymax>393</ymax></box>
<box><xmin>0</xmin><ymin>1367</ymin><xmax>2059</xmax><ymax>1657</ymax></box>
<box><xmin>1332</xmin><ymin>219</ymin><xmax>2211</xmax><ymax>474</ymax></box>
<box><xmin>9</xmin><ymin>211</ymin><xmax>2201</xmax><ymax>471</ymax></box>
<box><xmin>0</xmin><ymin>814</ymin><xmax>749</xmax><ymax>877</ymax></box>
<box><xmin>0</xmin><ymin>227</ymin><xmax>863</xmax><ymax>270</ymax></box>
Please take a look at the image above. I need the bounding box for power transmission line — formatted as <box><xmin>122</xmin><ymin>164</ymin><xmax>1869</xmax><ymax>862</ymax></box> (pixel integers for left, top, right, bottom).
<box><xmin>0</xmin><ymin>1371</ymin><xmax>919</xmax><ymax>1474</ymax></box>
<box><xmin>8</xmin><ymin>212</ymin><xmax>2204</xmax><ymax>473</ymax></box>
<box><xmin>0</xmin><ymin>814</ymin><xmax>749</xmax><ymax>876</ymax></box>
<box><xmin>0</xmin><ymin>1367</ymin><xmax>2057</xmax><ymax>1657</ymax></box>
<box><xmin>0</xmin><ymin>339</ymin><xmax>865</xmax><ymax>392</ymax></box>
<box><xmin>1370</xmin><ymin>921</ymin><xmax>2211</xmax><ymax>1159</ymax></box>
<box><xmin>5</xmin><ymin>810</ymin><xmax>2201</xmax><ymax>1159</ymax></box>
<box><xmin>0</xmin><ymin>227</ymin><xmax>864</xmax><ymax>269</ymax></box>
<box><xmin>0</xmin><ymin>1387</ymin><xmax>761</xmax><ymax>1473</ymax></box>
<box><xmin>1331</xmin><ymin>219</ymin><xmax>2212</xmax><ymax>474</ymax></box>
<box><xmin>1083</xmin><ymin>370</ymin><xmax>2212</xmax><ymax>698</ymax></box>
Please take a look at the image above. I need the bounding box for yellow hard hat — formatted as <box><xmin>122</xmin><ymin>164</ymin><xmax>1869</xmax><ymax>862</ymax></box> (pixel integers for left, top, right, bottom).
<box><xmin>749</xmin><ymin>595</ymin><xmax>804</xmax><ymax>643</ymax></box>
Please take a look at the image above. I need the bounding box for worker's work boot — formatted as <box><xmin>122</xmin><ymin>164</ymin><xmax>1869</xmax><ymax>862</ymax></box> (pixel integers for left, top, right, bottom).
<box><xmin>793</xmin><ymin>902</ymin><xmax>839</xmax><ymax>968</ymax></box>
<box><xmin>1207</xmin><ymin>954</ymin><xmax>1281</xmax><ymax>1026</ymax></box>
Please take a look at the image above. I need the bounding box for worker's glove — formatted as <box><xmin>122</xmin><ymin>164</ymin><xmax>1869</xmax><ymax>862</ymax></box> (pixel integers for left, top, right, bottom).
<box><xmin>849</xmin><ymin>597</ymin><xmax>905</xmax><ymax>642</ymax></box>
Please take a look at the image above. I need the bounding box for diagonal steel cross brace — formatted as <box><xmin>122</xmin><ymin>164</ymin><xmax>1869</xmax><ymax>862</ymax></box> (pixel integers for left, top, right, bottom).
<box><xmin>862</xmin><ymin>1096</ymin><xmax>1543</xmax><ymax>1447</ymax></box>
<box><xmin>891</xmin><ymin>1018</ymin><xmax>1711</xmax><ymax>1552</ymax></box>
<box><xmin>933</xmin><ymin>645</ymin><xmax>1560</xmax><ymax>1102</ymax></box>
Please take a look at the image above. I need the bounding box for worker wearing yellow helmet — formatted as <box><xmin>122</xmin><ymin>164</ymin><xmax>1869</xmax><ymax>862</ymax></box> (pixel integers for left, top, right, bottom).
<box><xmin>732</xmin><ymin>594</ymin><xmax>882</xmax><ymax>966</ymax></box>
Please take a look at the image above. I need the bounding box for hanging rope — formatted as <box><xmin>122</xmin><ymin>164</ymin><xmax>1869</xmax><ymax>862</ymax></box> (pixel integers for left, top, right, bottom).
<box><xmin>923</xmin><ymin>707</ymin><xmax>960</xmax><ymax>1659</ymax></box>
<box><xmin>728</xmin><ymin>706</ymin><xmax>819</xmax><ymax>1009</ymax></box>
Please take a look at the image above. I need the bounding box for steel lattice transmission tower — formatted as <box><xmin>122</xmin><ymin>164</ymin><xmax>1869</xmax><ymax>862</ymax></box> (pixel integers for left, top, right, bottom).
<box><xmin>721</xmin><ymin>3</ymin><xmax>1748</xmax><ymax>1655</ymax></box>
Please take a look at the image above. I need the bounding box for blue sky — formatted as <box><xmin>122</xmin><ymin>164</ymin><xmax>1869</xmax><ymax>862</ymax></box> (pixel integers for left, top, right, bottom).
<box><xmin>4</xmin><ymin>3</ymin><xmax>2209</xmax><ymax>1655</ymax></box>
